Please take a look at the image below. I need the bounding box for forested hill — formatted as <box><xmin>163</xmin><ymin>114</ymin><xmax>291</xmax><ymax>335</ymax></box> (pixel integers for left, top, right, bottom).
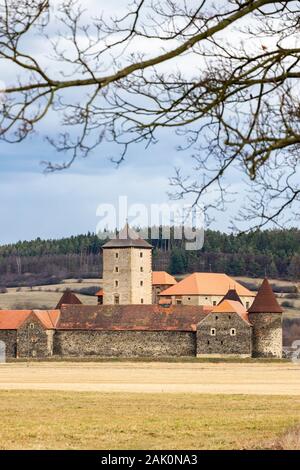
<box><xmin>0</xmin><ymin>228</ymin><xmax>299</xmax><ymax>286</ymax></box>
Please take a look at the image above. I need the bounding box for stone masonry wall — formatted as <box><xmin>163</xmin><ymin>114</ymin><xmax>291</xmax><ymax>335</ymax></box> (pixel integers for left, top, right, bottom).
<box><xmin>196</xmin><ymin>312</ymin><xmax>252</xmax><ymax>356</ymax></box>
<box><xmin>103</xmin><ymin>247</ymin><xmax>152</xmax><ymax>305</ymax></box>
<box><xmin>17</xmin><ymin>316</ymin><xmax>53</xmax><ymax>358</ymax></box>
<box><xmin>54</xmin><ymin>330</ymin><xmax>196</xmax><ymax>357</ymax></box>
<box><xmin>130</xmin><ymin>248</ymin><xmax>152</xmax><ymax>304</ymax></box>
<box><xmin>103</xmin><ymin>248</ymin><xmax>131</xmax><ymax>304</ymax></box>
<box><xmin>0</xmin><ymin>330</ymin><xmax>17</xmax><ymax>358</ymax></box>
<box><xmin>248</xmin><ymin>312</ymin><xmax>282</xmax><ymax>358</ymax></box>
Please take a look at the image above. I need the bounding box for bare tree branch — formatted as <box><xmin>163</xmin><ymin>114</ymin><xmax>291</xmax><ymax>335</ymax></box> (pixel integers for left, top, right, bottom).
<box><xmin>0</xmin><ymin>0</ymin><xmax>299</xmax><ymax>229</ymax></box>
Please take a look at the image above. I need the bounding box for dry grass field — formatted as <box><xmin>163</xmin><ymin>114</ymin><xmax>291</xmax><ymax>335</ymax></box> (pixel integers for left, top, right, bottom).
<box><xmin>0</xmin><ymin>278</ymin><xmax>100</xmax><ymax>309</ymax></box>
<box><xmin>0</xmin><ymin>362</ymin><xmax>300</xmax><ymax>449</ymax></box>
<box><xmin>0</xmin><ymin>361</ymin><xmax>299</xmax><ymax>395</ymax></box>
<box><xmin>0</xmin><ymin>390</ymin><xmax>299</xmax><ymax>449</ymax></box>
<box><xmin>234</xmin><ymin>276</ymin><xmax>299</xmax><ymax>289</ymax></box>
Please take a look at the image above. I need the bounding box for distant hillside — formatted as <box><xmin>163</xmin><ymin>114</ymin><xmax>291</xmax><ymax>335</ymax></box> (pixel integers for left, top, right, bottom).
<box><xmin>0</xmin><ymin>228</ymin><xmax>299</xmax><ymax>287</ymax></box>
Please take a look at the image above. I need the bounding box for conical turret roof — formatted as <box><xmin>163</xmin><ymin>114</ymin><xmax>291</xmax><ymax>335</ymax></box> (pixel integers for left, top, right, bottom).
<box><xmin>102</xmin><ymin>223</ymin><xmax>152</xmax><ymax>249</ymax></box>
<box><xmin>56</xmin><ymin>289</ymin><xmax>82</xmax><ymax>309</ymax></box>
<box><xmin>248</xmin><ymin>278</ymin><xmax>283</xmax><ymax>314</ymax></box>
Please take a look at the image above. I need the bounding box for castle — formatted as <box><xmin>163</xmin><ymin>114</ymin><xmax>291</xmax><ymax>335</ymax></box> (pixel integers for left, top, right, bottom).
<box><xmin>0</xmin><ymin>225</ymin><xmax>283</xmax><ymax>359</ymax></box>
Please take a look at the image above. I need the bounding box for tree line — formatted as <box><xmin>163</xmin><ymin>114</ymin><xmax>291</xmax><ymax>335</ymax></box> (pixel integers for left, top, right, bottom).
<box><xmin>0</xmin><ymin>228</ymin><xmax>299</xmax><ymax>286</ymax></box>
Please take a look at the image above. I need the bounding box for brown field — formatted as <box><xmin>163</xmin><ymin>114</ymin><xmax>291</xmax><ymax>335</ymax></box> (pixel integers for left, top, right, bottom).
<box><xmin>234</xmin><ymin>276</ymin><xmax>299</xmax><ymax>289</ymax></box>
<box><xmin>0</xmin><ymin>361</ymin><xmax>300</xmax><ymax>395</ymax></box>
<box><xmin>0</xmin><ymin>278</ymin><xmax>100</xmax><ymax>309</ymax></box>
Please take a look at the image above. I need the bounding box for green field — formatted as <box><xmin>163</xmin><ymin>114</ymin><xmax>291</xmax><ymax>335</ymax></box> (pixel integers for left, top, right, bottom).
<box><xmin>0</xmin><ymin>391</ymin><xmax>299</xmax><ymax>450</ymax></box>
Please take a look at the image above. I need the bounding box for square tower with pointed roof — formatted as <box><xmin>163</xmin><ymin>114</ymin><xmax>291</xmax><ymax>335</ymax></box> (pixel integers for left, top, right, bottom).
<box><xmin>102</xmin><ymin>224</ymin><xmax>152</xmax><ymax>305</ymax></box>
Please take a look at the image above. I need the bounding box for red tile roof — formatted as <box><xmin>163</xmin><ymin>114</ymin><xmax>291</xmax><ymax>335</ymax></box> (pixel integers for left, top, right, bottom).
<box><xmin>0</xmin><ymin>310</ymin><xmax>32</xmax><ymax>330</ymax></box>
<box><xmin>57</xmin><ymin>304</ymin><xmax>208</xmax><ymax>331</ymax></box>
<box><xmin>159</xmin><ymin>273</ymin><xmax>255</xmax><ymax>297</ymax></box>
<box><xmin>248</xmin><ymin>278</ymin><xmax>283</xmax><ymax>314</ymax></box>
<box><xmin>33</xmin><ymin>310</ymin><xmax>61</xmax><ymax>329</ymax></box>
<box><xmin>0</xmin><ymin>310</ymin><xmax>60</xmax><ymax>330</ymax></box>
<box><xmin>152</xmin><ymin>271</ymin><xmax>177</xmax><ymax>286</ymax></box>
<box><xmin>56</xmin><ymin>290</ymin><xmax>82</xmax><ymax>309</ymax></box>
<box><xmin>212</xmin><ymin>299</ymin><xmax>250</xmax><ymax>324</ymax></box>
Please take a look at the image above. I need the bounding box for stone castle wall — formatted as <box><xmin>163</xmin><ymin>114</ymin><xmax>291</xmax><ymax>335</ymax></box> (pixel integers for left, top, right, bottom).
<box><xmin>0</xmin><ymin>313</ymin><xmax>283</xmax><ymax>359</ymax></box>
<box><xmin>0</xmin><ymin>330</ymin><xmax>17</xmax><ymax>358</ymax></box>
<box><xmin>54</xmin><ymin>330</ymin><xmax>196</xmax><ymax>357</ymax></box>
<box><xmin>248</xmin><ymin>312</ymin><xmax>282</xmax><ymax>358</ymax></box>
<box><xmin>196</xmin><ymin>312</ymin><xmax>252</xmax><ymax>357</ymax></box>
<box><xmin>17</xmin><ymin>316</ymin><xmax>53</xmax><ymax>358</ymax></box>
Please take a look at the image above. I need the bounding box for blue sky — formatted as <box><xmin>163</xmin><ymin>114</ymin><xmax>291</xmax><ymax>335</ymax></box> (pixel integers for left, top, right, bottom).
<box><xmin>1</xmin><ymin>128</ymin><xmax>247</xmax><ymax>244</ymax></box>
<box><xmin>0</xmin><ymin>85</ymin><xmax>252</xmax><ymax>244</ymax></box>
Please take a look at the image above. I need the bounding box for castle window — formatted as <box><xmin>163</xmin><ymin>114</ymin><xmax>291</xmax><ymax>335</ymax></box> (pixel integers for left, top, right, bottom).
<box><xmin>213</xmin><ymin>301</ymin><xmax>217</xmax><ymax>306</ymax></box>
<box><xmin>140</xmin><ymin>252</ymin><xmax>143</xmax><ymax>258</ymax></box>
<box><xmin>187</xmin><ymin>297</ymin><xmax>191</xmax><ymax>301</ymax></box>
<box><xmin>176</xmin><ymin>299</ymin><xmax>182</xmax><ymax>305</ymax></box>
<box><xmin>215</xmin><ymin>316</ymin><xmax>218</xmax><ymax>320</ymax></box>
<box><xmin>246</xmin><ymin>301</ymin><xmax>250</xmax><ymax>309</ymax></box>
<box><xmin>115</xmin><ymin>280</ymin><xmax>119</xmax><ymax>287</ymax></box>
<box><xmin>115</xmin><ymin>252</ymin><xmax>119</xmax><ymax>259</ymax></box>
<box><xmin>207</xmin><ymin>340</ymin><xmax>210</xmax><ymax>345</ymax></box>
<box><xmin>228</xmin><ymin>315</ymin><xmax>231</xmax><ymax>320</ymax></box>
<box><xmin>230</xmin><ymin>328</ymin><xmax>236</xmax><ymax>336</ymax></box>
<box><xmin>29</xmin><ymin>323</ymin><xmax>35</xmax><ymax>329</ymax></box>
<box><xmin>140</xmin><ymin>281</ymin><xmax>143</xmax><ymax>286</ymax></box>
<box><xmin>210</xmin><ymin>328</ymin><xmax>216</xmax><ymax>336</ymax></box>
<box><xmin>115</xmin><ymin>266</ymin><xmax>119</xmax><ymax>272</ymax></box>
<box><xmin>114</xmin><ymin>295</ymin><xmax>120</xmax><ymax>304</ymax></box>
<box><xmin>141</xmin><ymin>298</ymin><xmax>144</xmax><ymax>304</ymax></box>
<box><xmin>140</xmin><ymin>267</ymin><xmax>143</xmax><ymax>272</ymax></box>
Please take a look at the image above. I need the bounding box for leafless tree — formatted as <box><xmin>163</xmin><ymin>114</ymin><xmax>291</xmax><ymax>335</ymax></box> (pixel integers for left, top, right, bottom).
<box><xmin>0</xmin><ymin>0</ymin><xmax>300</xmax><ymax>229</ymax></box>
